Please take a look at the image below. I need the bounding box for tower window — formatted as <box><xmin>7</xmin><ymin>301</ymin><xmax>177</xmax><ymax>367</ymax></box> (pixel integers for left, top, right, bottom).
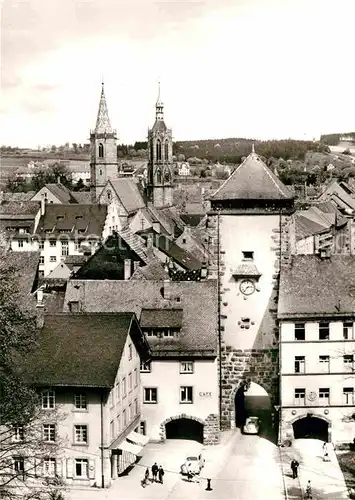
<box><xmin>242</xmin><ymin>251</ymin><xmax>254</xmax><ymax>261</ymax></box>
<box><xmin>99</xmin><ymin>169</ymin><xmax>103</xmax><ymax>176</ymax></box>
<box><xmin>98</xmin><ymin>143</ymin><xmax>104</xmax><ymax>158</ymax></box>
<box><xmin>156</xmin><ymin>139</ymin><xmax>162</xmax><ymax>161</ymax></box>
<box><xmin>164</xmin><ymin>140</ymin><xmax>169</xmax><ymax>161</ymax></box>
<box><xmin>156</xmin><ymin>169</ymin><xmax>162</xmax><ymax>184</ymax></box>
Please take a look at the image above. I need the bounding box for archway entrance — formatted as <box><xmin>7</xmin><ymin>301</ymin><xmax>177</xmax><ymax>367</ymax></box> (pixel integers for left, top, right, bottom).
<box><xmin>293</xmin><ymin>416</ymin><xmax>329</xmax><ymax>442</ymax></box>
<box><xmin>165</xmin><ymin>418</ymin><xmax>204</xmax><ymax>443</ymax></box>
<box><xmin>235</xmin><ymin>382</ymin><xmax>273</xmax><ymax>437</ymax></box>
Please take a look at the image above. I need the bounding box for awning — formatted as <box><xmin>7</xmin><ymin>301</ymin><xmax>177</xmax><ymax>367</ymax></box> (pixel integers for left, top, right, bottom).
<box><xmin>118</xmin><ymin>440</ymin><xmax>143</xmax><ymax>456</ymax></box>
<box><xmin>127</xmin><ymin>431</ymin><xmax>149</xmax><ymax>446</ymax></box>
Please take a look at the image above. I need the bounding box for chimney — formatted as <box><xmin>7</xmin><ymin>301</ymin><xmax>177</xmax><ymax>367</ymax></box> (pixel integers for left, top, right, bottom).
<box><xmin>163</xmin><ymin>279</ymin><xmax>171</xmax><ymax>300</ymax></box>
<box><xmin>40</xmin><ymin>194</ymin><xmax>46</xmax><ymax>216</ymax></box>
<box><xmin>36</xmin><ymin>288</ymin><xmax>44</xmax><ymax>328</ymax></box>
<box><xmin>124</xmin><ymin>258</ymin><xmax>132</xmax><ymax>280</ymax></box>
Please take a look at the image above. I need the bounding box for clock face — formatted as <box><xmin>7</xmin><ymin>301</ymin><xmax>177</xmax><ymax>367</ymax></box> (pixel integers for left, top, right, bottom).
<box><xmin>239</xmin><ymin>279</ymin><xmax>255</xmax><ymax>296</ymax></box>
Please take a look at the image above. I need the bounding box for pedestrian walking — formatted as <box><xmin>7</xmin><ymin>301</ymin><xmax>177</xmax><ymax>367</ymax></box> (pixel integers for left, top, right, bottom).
<box><xmin>152</xmin><ymin>462</ymin><xmax>158</xmax><ymax>482</ymax></box>
<box><xmin>145</xmin><ymin>468</ymin><xmax>150</xmax><ymax>482</ymax></box>
<box><xmin>306</xmin><ymin>480</ymin><xmax>312</xmax><ymax>499</ymax></box>
<box><xmin>290</xmin><ymin>459</ymin><xmax>299</xmax><ymax>479</ymax></box>
<box><xmin>323</xmin><ymin>442</ymin><xmax>330</xmax><ymax>462</ymax></box>
<box><xmin>158</xmin><ymin>465</ymin><xmax>165</xmax><ymax>484</ymax></box>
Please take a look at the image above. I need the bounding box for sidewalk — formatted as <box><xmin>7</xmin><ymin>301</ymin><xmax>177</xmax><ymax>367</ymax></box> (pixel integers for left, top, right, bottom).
<box><xmin>280</xmin><ymin>439</ymin><xmax>349</xmax><ymax>499</ymax></box>
<box><xmin>68</xmin><ymin>431</ymin><xmax>238</xmax><ymax>500</ymax></box>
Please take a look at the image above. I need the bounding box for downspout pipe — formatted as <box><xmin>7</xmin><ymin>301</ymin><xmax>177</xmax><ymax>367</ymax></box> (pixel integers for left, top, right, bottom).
<box><xmin>101</xmin><ymin>392</ymin><xmax>105</xmax><ymax>488</ymax></box>
<box><xmin>217</xmin><ymin>210</ymin><xmax>223</xmax><ymax>430</ymax></box>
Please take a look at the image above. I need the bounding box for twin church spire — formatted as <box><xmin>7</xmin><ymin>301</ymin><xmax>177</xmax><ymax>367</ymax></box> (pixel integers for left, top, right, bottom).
<box><xmin>90</xmin><ymin>81</ymin><xmax>173</xmax><ymax>208</ymax></box>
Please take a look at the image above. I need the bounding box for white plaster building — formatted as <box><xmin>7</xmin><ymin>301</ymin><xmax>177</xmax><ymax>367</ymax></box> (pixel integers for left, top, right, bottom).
<box><xmin>279</xmin><ymin>255</ymin><xmax>355</xmax><ymax>446</ymax></box>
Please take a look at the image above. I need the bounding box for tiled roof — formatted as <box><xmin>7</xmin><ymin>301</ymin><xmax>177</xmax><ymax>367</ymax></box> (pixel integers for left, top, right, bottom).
<box><xmin>210</xmin><ymin>152</ymin><xmax>294</xmax><ymax>201</ymax></box>
<box><xmin>318</xmin><ymin>181</ymin><xmax>355</xmax><ymax>212</ymax></box>
<box><xmin>17</xmin><ymin>313</ymin><xmax>149</xmax><ymax>388</ymax></box>
<box><xmin>147</xmin><ymin>206</ymin><xmax>185</xmax><ymax>238</ymax></box>
<box><xmin>140</xmin><ymin>308</ymin><xmax>183</xmax><ymax>328</ymax></box>
<box><xmin>2</xmin><ymin>192</ymin><xmax>36</xmax><ymax>202</ymax></box>
<box><xmin>109</xmin><ymin>179</ymin><xmax>145</xmax><ymax>214</ymax></box>
<box><xmin>35</xmin><ymin>204</ymin><xmax>107</xmax><ymax>239</ymax></box>
<box><xmin>0</xmin><ymin>200</ymin><xmax>40</xmax><ymax>215</ymax></box>
<box><xmin>130</xmin><ymin>258</ymin><xmax>169</xmax><ymax>281</ymax></box>
<box><xmin>70</xmin><ymin>191</ymin><xmax>92</xmax><ymax>204</ymax></box>
<box><xmin>0</xmin><ymin>251</ymin><xmax>39</xmax><ymax>309</ymax></box>
<box><xmin>151</xmin><ymin>120</ymin><xmax>167</xmax><ymax>133</ymax></box>
<box><xmin>140</xmin><ymin>230</ymin><xmax>202</xmax><ymax>270</ymax></box>
<box><xmin>46</xmin><ymin>184</ymin><xmax>78</xmax><ymax>204</ymax></box>
<box><xmin>278</xmin><ymin>255</ymin><xmax>355</xmax><ymax>319</ymax></box>
<box><xmin>294</xmin><ymin>212</ymin><xmax>331</xmax><ymax>241</ymax></box>
<box><xmin>63</xmin><ymin>280</ymin><xmax>218</xmax><ymax>357</ymax></box>
<box><xmin>180</xmin><ymin>214</ymin><xmax>205</xmax><ymax>227</ymax></box>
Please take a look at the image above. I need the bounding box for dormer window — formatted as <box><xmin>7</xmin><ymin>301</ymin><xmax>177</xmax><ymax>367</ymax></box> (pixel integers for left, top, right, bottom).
<box><xmin>242</xmin><ymin>251</ymin><xmax>254</xmax><ymax>261</ymax></box>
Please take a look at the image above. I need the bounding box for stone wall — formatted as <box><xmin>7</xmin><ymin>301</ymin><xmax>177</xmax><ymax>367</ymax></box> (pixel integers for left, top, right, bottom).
<box><xmin>207</xmin><ymin>211</ymin><xmax>294</xmax><ymax>431</ymax></box>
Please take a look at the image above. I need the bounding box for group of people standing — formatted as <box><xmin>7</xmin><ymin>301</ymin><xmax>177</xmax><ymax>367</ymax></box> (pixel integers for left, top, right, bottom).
<box><xmin>142</xmin><ymin>463</ymin><xmax>165</xmax><ymax>487</ymax></box>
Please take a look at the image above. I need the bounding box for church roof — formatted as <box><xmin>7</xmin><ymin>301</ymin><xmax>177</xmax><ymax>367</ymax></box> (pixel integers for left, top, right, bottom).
<box><xmin>94</xmin><ymin>83</ymin><xmax>113</xmax><ymax>134</ymax></box>
<box><xmin>210</xmin><ymin>152</ymin><xmax>294</xmax><ymax>202</ymax></box>
<box><xmin>151</xmin><ymin>120</ymin><xmax>167</xmax><ymax>133</ymax></box>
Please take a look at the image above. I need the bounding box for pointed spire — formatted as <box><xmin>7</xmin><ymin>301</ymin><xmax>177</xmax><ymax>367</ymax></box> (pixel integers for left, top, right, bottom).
<box><xmin>155</xmin><ymin>79</ymin><xmax>164</xmax><ymax>121</ymax></box>
<box><xmin>95</xmin><ymin>81</ymin><xmax>113</xmax><ymax>134</ymax></box>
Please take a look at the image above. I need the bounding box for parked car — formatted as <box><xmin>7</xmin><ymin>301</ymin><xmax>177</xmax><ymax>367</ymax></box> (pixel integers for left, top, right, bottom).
<box><xmin>180</xmin><ymin>453</ymin><xmax>205</xmax><ymax>475</ymax></box>
<box><xmin>242</xmin><ymin>416</ymin><xmax>260</xmax><ymax>435</ymax></box>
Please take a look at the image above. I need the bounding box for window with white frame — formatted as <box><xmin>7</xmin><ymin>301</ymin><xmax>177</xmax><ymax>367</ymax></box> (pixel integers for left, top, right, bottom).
<box><xmin>123</xmin><ymin>409</ymin><xmax>127</xmax><ymax>427</ymax></box>
<box><xmin>134</xmin><ymin>368</ymin><xmax>138</xmax><ymax>387</ymax></box>
<box><xmin>180</xmin><ymin>361</ymin><xmax>194</xmax><ymax>374</ymax></box>
<box><xmin>294</xmin><ymin>323</ymin><xmax>305</xmax><ymax>341</ymax></box>
<box><xmin>344</xmin><ymin>387</ymin><xmax>354</xmax><ymax>405</ymax></box>
<box><xmin>294</xmin><ymin>356</ymin><xmax>305</xmax><ymax>374</ymax></box>
<box><xmin>116</xmin><ymin>414</ymin><xmax>121</xmax><ymax>433</ymax></box>
<box><xmin>74</xmin><ymin>425</ymin><xmax>88</xmax><ymax>444</ymax></box>
<box><xmin>344</xmin><ymin>355</ymin><xmax>354</xmax><ymax>371</ymax></box>
<box><xmin>128</xmin><ymin>372</ymin><xmax>132</xmax><ymax>392</ymax></box>
<box><xmin>75</xmin><ymin>458</ymin><xmax>88</xmax><ymax>478</ymax></box>
<box><xmin>319</xmin><ymin>322</ymin><xmax>330</xmax><ymax>340</ymax></box>
<box><xmin>319</xmin><ymin>355</ymin><xmax>330</xmax><ymax>373</ymax></box>
<box><xmin>13</xmin><ymin>457</ymin><xmax>24</xmax><ymax>474</ymax></box>
<box><xmin>128</xmin><ymin>343</ymin><xmax>133</xmax><ymax>360</ymax></box>
<box><xmin>42</xmin><ymin>390</ymin><xmax>55</xmax><ymax>409</ymax></box>
<box><xmin>134</xmin><ymin>398</ymin><xmax>138</xmax><ymax>416</ymax></box>
<box><xmin>18</xmin><ymin>240</ymin><xmax>24</xmax><ymax>248</ymax></box>
<box><xmin>116</xmin><ymin>382</ymin><xmax>120</xmax><ymax>401</ymax></box>
<box><xmin>110</xmin><ymin>420</ymin><xmax>115</xmax><ymax>440</ymax></box>
<box><xmin>74</xmin><ymin>394</ymin><xmax>87</xmax><ymax>410</ymax></box>
<box><xmin>49</xmin><ymin>240</ymin><xmax>56</xmax><ymax>247</ymax></box>
<box><xmin>129</xmin><ymin>403</ymin><xmax>133</xmax><ymax>421</ymax></box>
<box><xmin>242</xmin><ymin>251</ymin><xmax>254</xmax><ymax>261</ymax></box>
<box><xmin>43</xmin><ymin>424</ymin><xmax>56</xmax><ymax>442</ymax></box>
<box><xmin>294</xmin><ymin>388</ymin><xmax>305</xmax><ymax>406</ymax></box>
<box><xmin>180</xmin><ymin>386</ymin><xmax>193</xmax><ymax>403</ymax></box>
<box><xmin>50</xmin><ymin>256</ymin><xmax>57</xmax><ymax>262</ymax></box>
<box><xmin>39</xmin><ymin>256</ymin><xmax>45</xmax><ymax>265</ymax></box>
<box><xmin>343</xmin><ymin>322</ymin><xmax>354</xmax><ymax>340</ymax></box>
<box><xmin>61</xmin><ymin>241</ymin><xmax>69</xmax><ymax>256</ymax></box>
<box><xmin>144</xmin><ymin>388</ymin><xmax>157</xmax><ymax>403</ymax></box>
<box><xmin>13</xmin><ymin>425</ymin><xmax>24</xmax><ymax>441</ymax></box>
<box><xmin>43</xmin><ymin>458</ymin><xmax>56</xmax><ymax>477</ymax></box>
<box><xmin>140</xmin><ymin>421</ymin><xmax>146</xmax><ymax>435</ymax></box>
<box><xmin>39</xmin><ymin>241</ymin><xmax>44</xmax><ymax>250</ymax></box>
<box><xmin>140</xmin><ymin>360</ymin><xmax>151</xmax><ymax>373</ymax></box>
<box><xmin>319</xmin><ymin>388</ymin><xmax>330</xmax><ymax>405</ymax></box>
<box><xmin>122</xmin><ymin>377</ymin><xmax>127</xmax><ymax>398</ymax></box>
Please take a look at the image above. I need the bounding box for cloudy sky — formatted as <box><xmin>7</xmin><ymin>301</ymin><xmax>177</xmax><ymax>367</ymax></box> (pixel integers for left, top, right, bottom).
<box><xmin>1</xmin><ymin>0</ymin><xmax>355</xmax><ymax>148</ymax></box>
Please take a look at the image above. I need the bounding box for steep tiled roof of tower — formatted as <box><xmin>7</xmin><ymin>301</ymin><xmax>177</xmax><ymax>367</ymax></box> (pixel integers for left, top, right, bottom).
<box><xmin>151</xmin><ymin>120</ymin><xmax>167</xmax><ymax>133</ymax></box>
<box><xmin>210</xmin><ymin>152</ymin><xmax>294</xmax><ymax>201</ymax></box>
<box><xmin>95</xmin><ymin>83</ymin><xmax>113</xmax><ymax>134</ymax></box>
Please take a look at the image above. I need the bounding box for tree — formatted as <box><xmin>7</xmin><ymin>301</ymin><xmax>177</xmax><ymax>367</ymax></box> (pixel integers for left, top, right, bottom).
<box><xmin>0</xmin><ymin>260</ymin><xmax>65</xmax><ymax>499</ymax></box>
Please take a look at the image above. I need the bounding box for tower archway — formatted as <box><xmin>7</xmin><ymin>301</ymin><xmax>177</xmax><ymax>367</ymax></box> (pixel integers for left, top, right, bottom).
<box><xmin>292</xmin><ymin>415</ymin><xmax>329</xmax><ymax>442</ymax></box>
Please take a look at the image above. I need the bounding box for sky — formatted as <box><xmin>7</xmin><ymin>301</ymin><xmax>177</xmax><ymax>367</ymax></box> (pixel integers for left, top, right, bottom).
<box><xmin>1</xmin><ymin>0</ymin><xmax>355</xmax><ymax>148</ymax></box>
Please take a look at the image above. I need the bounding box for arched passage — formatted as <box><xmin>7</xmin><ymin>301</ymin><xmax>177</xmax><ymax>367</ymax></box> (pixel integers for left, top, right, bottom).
<box><xmin>165</xmin><ymin>418</ymin><xmax>204</xmax><ymax>443</ymax></box>
<box><xmin>293</xmin><ymin>416</ymin><xmax>329</xmax><ymax>442</ymax></box>
<box><xmin>235</xmin><ymin>382</ymin><xmax>273</xmax><ymax>433</ymax></box>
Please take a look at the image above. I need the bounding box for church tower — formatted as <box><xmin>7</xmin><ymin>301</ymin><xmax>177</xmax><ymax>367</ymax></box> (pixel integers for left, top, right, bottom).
<box><xmin>208</xmin><ymin>148</ymin><xmax>295</xmax><ymax>432</ymax></box>
<box><xmin>90</xmin><ymin>83</ymin><xmax>119</xmax><ymax>203</ymax></box>
<box><xmin>146</xmin><ymin>84</ymin><xmax>173</xmax><ymax>208</ymax></box>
